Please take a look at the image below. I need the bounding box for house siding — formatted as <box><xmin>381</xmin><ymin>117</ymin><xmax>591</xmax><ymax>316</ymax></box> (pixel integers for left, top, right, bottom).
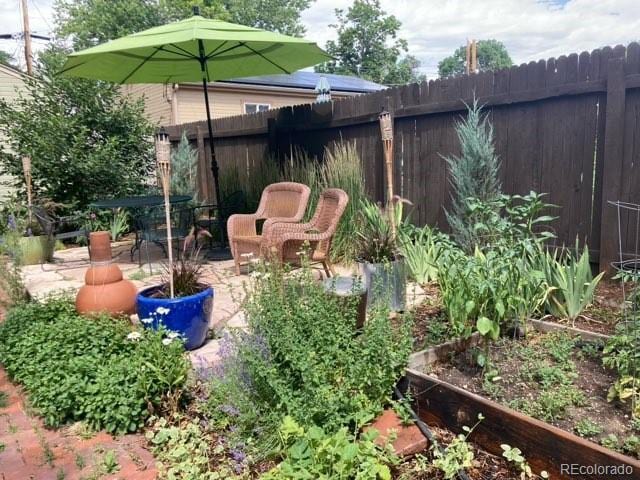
<box><xmin>0</xmin><ymin>65</ymin><xmax>28</xmax><ymax>200</ymax></box>
<box><xmin>173</xmin><ymin>86</ymin><xmax>352</xmax><ymax>124</ymax></box>
<box><xmin>121</xmin><ymin>84</ymin><xmax>173</xmax><ymax>126</ymax></box>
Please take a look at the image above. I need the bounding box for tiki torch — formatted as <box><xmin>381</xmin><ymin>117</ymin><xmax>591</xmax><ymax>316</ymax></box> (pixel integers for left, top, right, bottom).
<box><xmin>379</xmin><ymin>110</ymin><xmax>395</xmax><ymax>234</ymax></box>
<box><xmin>155</xmin><ymin>127</ymin><xmax>174</xmax><ymax>298</ymax></box>
<box><xmin>22</xmin><ymin>155</ymin><xmax>32</xmax><ymax>224</ymax></box>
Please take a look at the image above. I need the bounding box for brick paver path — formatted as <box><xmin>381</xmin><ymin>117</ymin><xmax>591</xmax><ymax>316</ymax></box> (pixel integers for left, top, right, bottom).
<box><xmin>0</xmin><ymin>368</ymin><xmax>158</xmax><ymax>480</ymax></box>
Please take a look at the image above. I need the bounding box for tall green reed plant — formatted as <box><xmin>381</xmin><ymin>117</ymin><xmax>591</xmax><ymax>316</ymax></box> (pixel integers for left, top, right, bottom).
<box><xmin>321</xmin><ymin>141</ymin><xmax>366</xmax><ymax>262</ymax></box>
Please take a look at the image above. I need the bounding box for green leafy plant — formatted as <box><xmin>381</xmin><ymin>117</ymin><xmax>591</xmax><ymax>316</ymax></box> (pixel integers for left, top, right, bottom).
<box><xmin>540</xmin><ymin>244</ymin><xmax>604</xmax><ymax>326</ymax></box>
<box><xmin>108</xmin><ymin>208</ymin><xmax>129</xmax><ymax>241</ymax></box>
<box><xmin>501</xmin><ymin>444</ymin><xmax>548</xmax><ymax>479</ymax></box>
<box><xmin>319</xmin><ymin>141</ymin><xmax>367</xmax><ymax>263</ymax></box>
<box><xmin>0</xmin><ymin>46</ymin><xmax>155</xmax><ymax>212</ymax></box>
<box><xmin>100</xmin><ymin>450</ymin><xmax>120</xmax><ymax>475</ymax></box>
<box><xmin>431</xmin><ymin>413</ymin><xmax>483</xmax><ymax>479</ymax></box>
<box><xmin>262</xmin><ymin>416</ymin><xmax>397</xmax><ymax>479</ymax></box>
<box><xmin>207</xmin><ymin>258</ymin><xmax>412</xmax><ymax>441</ymax></box>
<box><xmin>603</xmin><ymin>288</ymin><xmax>640</xmax><ymax>419</ymax></box>
<box><xmin>146</xmin><ymin>417</ymin><xmax>230</xmax><ymax>480</ymax></box>
<box><xmin>0</xmin><ymin>297</ymin><xmax>188</xmax><ymax>434</ymax></box>
<box><xmin>574</xmin><ymin>419</ymin><xmax>603</xmax><ymax>438</ymax></box>
<box><xmin>601</xmin><ymin>434</ymin><xmax>621</xmax><ymax>451</ymax></box>
<box><xmin>443</xmin><ymin>100</ymin><xmax>502</xmax><ymax>252</ymax></box>
<box><xmin>399</xmin><ymin>225</ymin><xmax>451</xmax><ymax>284</ymax></box>
<box><xmin>170</xmin><ymin>131</ymin><xmax>199</xmax><ymax>202</ymax></box>
<box><xmin>508</xmin><ymin>333</ymin><xmax>587</xmax><ymax>422</ymax></box>
<box><xmin>355</xmin><ymin>200</ymin><xmax>402</xmax><ymax>263</ymax></box>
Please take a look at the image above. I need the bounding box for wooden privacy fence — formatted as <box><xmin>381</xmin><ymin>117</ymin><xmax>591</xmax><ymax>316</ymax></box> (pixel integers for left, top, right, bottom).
<box><xmin>165</xmin><ymin>42</ymin><xmax>640</xmax><ymax>271</ymax></box>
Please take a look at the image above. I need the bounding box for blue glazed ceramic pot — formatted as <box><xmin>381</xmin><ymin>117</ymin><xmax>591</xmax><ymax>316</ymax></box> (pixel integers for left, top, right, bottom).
<box><xmin>136</xmin><ymin>285</ymin><xmax>213</xmax><ymax>350</ymax></box>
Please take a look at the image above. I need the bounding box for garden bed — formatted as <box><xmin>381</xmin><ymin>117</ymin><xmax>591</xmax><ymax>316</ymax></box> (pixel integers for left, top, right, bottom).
<box><xmin>404</xmin><ymin>326</ymin><xmax>640</xmax><ymax>479</ymax></box>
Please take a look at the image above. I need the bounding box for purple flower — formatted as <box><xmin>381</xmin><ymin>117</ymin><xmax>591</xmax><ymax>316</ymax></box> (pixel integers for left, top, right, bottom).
<box><xmin>90</xmin><ymin>212</ymin><xmax>96</xmax><ymax>219</ymax></box>
<box><xmin>7</xmin><ymin>214</ymin><xmax>16</xmax><ymax>230</ymax></box>
<box><xmin>230</xmin><ymin>447</ymin><xmax>246</xmax><ymax>464</ymax></box>
<box><xmin>219</xmin><ymin>404</ymin><xmax>240</xmax><ymax>417</ymax></box>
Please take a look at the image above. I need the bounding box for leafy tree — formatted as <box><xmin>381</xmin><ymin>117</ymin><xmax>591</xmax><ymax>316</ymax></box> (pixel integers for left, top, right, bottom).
<box><xmin>315</xmin><ymin>0</ymin><xmax>424</xmax><ymax>85</ymax></box>
<box><xmin>55</xmin><ymin>0</ymin><xmax>165</xmax><ymax>49</ymax></box>
<box><xmin>55</xmin><ymin>0</ymin><xmax>312</xmax><ymax>49</ymax></box>
<box><xmin>0</xmin><ymin>50</ymin><xmax>15</xmax><ymax>67</ymax></box>
<box><xmin>438</xmin><ymin>39</ymin><xmax>513</xmax><ymax>78</ymax></box>
<box><xmin>170</xmin><ymin>132</ymin><xmax>199</xmax><ymax>202</ymax></box>
<box><xmin>0</xmin><ymin>46</ymin><xmax>155</xmax><ymax>211</ymax></box>
<box><xmin>444</xmin><ymin>101</ymin><xmax>502</xmax><ymax>251</ymax></box>
<box><xmin>225</xmin><ymin>0</ymin><xmax>312</xmax><ymax>37</ymax></box>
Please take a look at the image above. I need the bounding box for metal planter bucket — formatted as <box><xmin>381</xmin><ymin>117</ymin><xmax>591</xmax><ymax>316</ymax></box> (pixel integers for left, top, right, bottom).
<box><xmin>360</xmin><ymin>258</ymin><xmax>406</xmax><ymax>312</ymax></box>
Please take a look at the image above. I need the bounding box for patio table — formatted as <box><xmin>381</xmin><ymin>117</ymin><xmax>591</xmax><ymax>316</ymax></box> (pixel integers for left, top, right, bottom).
<box><xmin>90</xmin><ymin>195</ymin><xmax>192</xmax><ymax>262</ymax></box>
<box><xmin>91</xmin><ymin>194</ymin><xmax>192</xmax><ymax>210</ymax></box>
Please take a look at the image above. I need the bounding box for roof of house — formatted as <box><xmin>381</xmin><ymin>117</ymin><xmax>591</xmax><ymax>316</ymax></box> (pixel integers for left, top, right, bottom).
<box><xmin>0</xmin><ymin>62</ymin><xmax>27</xmax><ymax>80</ymax></box>
<box><xmin>219</xmin><ymin>71</ymin><xmax>386</xmax><ymax>93</ymax></box>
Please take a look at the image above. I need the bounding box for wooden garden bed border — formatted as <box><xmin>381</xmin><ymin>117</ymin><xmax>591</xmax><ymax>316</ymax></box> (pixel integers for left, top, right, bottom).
<box><xmin>406</xmin><ymin>369</ymin><xmax>640</xmax><ymax>479</ymax></box>
<box><xmin>406</xmin><ymin>319</ymin><xmax>637</xmax><ymax>479</ymax></box>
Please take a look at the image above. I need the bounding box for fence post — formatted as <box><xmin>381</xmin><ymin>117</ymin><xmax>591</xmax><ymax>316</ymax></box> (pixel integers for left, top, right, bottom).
<box><xmin>598</xmin><ymin>57</ymin><xmax>626</xmax><ymax>272</ymax></box>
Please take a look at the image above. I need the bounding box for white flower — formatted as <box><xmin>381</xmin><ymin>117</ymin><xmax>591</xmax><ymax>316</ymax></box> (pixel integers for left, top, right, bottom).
<box><xmin>162</xmin><ymin>338</ymin><xmax>173</xmax><ymax>346</ymax></box>
<box><xmin>155</xmin><ymin>306</ymin><xmax>171</xmax><ymax>315</ymax></box>
<box><xmin>167</xmin><ymin>331</ymin><xmax>181</xmax><ymax>339</ymax></box>
<box><xmin>249</xmin><ymin>271</ymin><xmax>262</xmax><ymax>278</ymax></box>
<box><xmin>127</xmin><ymin>332</ymin><xmax>142</xmax><ymax>341</ymax></box>
<box><xmin>295</xmin><ymin>250</ymin><xmax>305</xmax><ymax>256</ymax></box>
<box><xmin>262</xmin><ymin>273</ymin><xmax>271</xmax><ymax>279</ymax></box>
<box><xmin>140</xmin><ymin>317</ymin><xmax>153</xmax><ymax>324</ymax></box>
<box><xmin>240</xmin><ymin>252</ymin><xmax>255</xmax><ymax>259</ymax></box>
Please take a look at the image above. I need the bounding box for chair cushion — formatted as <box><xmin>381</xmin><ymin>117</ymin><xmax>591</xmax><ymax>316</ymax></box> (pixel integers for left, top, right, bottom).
<box><xmin>233</xmin><ymin>235</ymin><xmax>262</xmax><ymax>245</ymax></box>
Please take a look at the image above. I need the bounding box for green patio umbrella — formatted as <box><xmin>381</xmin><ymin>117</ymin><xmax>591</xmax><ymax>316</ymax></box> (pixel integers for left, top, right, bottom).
<box><xmin>60</xmin><ymin>6</ymin><xmax>330</xmax><ymax>211</ymax></box>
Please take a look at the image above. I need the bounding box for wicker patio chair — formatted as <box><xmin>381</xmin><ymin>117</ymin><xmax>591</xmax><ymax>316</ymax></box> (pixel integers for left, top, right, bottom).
<box><xmin>262</xmin><ymin>188</ymin><xmax>349</xmax><ymax>277</ymax></box>
<box><xmin>228</xmin><ymin>182</ymin><xmax>311</xmax><ymax>274</ymax></box>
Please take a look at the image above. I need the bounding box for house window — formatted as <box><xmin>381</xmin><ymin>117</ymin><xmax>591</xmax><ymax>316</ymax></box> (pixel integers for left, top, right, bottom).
<box><xmin>244</xmin><ymin>103</ymin><xmax>270</xmax><ymax>114</ymax></box>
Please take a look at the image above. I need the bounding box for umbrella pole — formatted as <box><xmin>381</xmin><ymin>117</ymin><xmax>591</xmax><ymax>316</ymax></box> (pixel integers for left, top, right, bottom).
<box><xmin>198</xmin><ymin>39</ymin><xmax>226</xmax><ymax>248</ymax></box>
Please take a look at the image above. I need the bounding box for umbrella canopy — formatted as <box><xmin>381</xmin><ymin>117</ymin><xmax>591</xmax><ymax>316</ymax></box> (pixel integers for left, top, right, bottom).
<box><xmin>60</xmin><ymin>14</ymin><xmax>330</xmax><ymax>84</ymax></box>
<box><xmin>60</xmin><ymin>12</ymin><xmax>330</xmax><ymax>249</ymax></box>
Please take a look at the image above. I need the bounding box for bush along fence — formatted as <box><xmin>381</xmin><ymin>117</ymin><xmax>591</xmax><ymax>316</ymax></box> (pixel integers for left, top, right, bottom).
<box><xmin>165</xmin><ymin>42</ymin><xmax>640</xmax><ymax>272</ymax></box>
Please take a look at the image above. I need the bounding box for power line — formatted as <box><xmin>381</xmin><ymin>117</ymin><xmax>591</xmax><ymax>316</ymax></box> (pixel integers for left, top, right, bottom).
<box><xmin>29</xmin><ymin>0</ymin><xmax>53</xmax><ymax>32</ymax></box>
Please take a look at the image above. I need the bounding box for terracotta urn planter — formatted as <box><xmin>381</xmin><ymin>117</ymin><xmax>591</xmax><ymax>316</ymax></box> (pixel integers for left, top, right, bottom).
<box><xmin>76</xmin><ymin>231</ymin><xmax>137</xmax><ymax>315</ymax></box>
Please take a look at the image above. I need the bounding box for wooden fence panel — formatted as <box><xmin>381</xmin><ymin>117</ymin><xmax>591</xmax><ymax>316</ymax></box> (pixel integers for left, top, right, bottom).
<box><xmin>165</xmin><ymin>42</ymin><xmax>640</xmax><ymax>270</ymax></box>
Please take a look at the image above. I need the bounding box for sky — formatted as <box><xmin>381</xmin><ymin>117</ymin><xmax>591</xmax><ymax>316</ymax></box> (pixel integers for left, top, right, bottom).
<box><xmin>1</xmin><ymin>0</ymin><xmax>639</xmax><ymax>79</ymax></box>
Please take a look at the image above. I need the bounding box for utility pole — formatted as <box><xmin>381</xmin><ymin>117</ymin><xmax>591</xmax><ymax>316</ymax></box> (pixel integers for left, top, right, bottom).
<box><xmin>471</xmin><ymin>39</ymin><xmax>477</xmax><ymax>74</ymax></box>
<box><xmin>465</xmin><ymin>39</ymin><xmax>471</xmax><ymax>75</ymax></box>
<box><xmin>20</xmin><ymin>0</ymin><xmax>33</xmax><ymax>75</ymax></box>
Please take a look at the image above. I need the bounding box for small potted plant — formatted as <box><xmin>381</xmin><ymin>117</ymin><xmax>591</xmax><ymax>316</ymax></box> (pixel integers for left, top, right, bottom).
<box><xmin>136</xmin><ymin>229</ymin><xmax>213</xmax><ymax>350</ymax></box>
<box><xmin>3</xmin><ymin>205</ymin><xmax>55</xmax><ymax>265</ymax></box>
<box><xmin>136</xmin><ymin>128</ymin><xmax>212</xmax><ymax>351</ymax></box>
<box><xmin>356</xmin><ymin>198</ymin><xmax>406</xmax><ymax>312</ymax></box>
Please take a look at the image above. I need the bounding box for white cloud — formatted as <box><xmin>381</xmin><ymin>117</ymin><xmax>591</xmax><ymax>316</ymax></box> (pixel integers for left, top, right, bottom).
<box><xmin>0</xmin><ymin>0</ymin><xmax>54</xmax><ymax>69</ymax></box>
<box><xmin>1</xmin><ymin>0</ymin><xmax>638</xmax><ymax>79</ymax></box>
<box><xmin>301</xmin><ymin>0</ymin><xmax>640</xmax><ymax>79</ymax></box>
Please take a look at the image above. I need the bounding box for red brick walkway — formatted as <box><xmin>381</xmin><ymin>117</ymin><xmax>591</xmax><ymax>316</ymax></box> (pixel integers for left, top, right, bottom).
<box><xmin>0</xmin><ymin>368</ymin><xmax>158</xmax><ymax>480</ymax></box>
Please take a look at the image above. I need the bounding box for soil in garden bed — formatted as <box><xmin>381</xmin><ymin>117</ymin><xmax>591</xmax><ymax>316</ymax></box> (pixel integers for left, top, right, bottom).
<box><xmin>406</xmin><ymin>283</ymin><xmax>462</xmax><ymax>351</ymax></box>
<box><xmin>423</xmin><ymin>330</ymin><xmax>640</xmax><ymax>459</ymax></box>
